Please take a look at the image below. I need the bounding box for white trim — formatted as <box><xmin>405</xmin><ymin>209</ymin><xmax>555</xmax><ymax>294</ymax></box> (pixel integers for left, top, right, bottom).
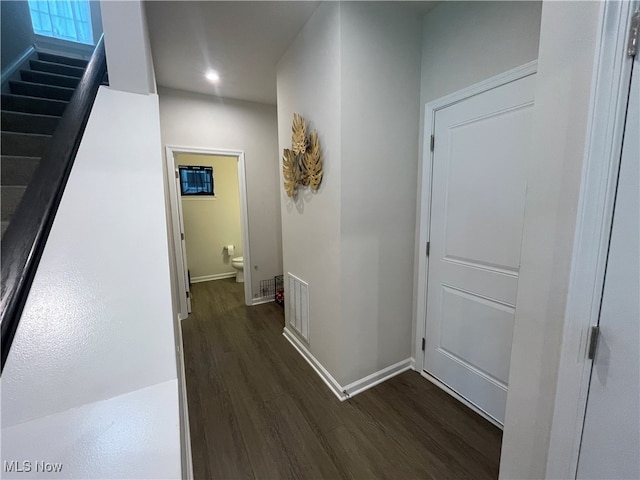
<box><xmin>190</xmin><ymin>272</ymin><xmax>236</xmax><ymax>283</ymax></box>
<box><xmin>174</xmin><ymin>314</ymin><xmax>193</xmax><ymax>480</ymax></box>
<box><xmin>283</xmin><ymin>327</ymin><xmax>415</xmax><ymax>402</ymax></box>
<box><xmin>414</xmin><ymin>61</ymin><xmax>537</xmax><ymax>370</ymax></box>
<box><xmin>164</xmin><ymin>146</ymin><xmax>190</xmax><ymax>318</ymax></box>
<box><xmin>342</xmin><ymin>358</ymin><xmax>413</xmax><ymax>398</ymax></box>
<box><xmin>252</xmin><ymin>296</ymin><xmax>275</xmax><ymax>306</ymax></box>
<box><xmin>164</xmin><ymin>145</ymin><xmax>254</xmax><ymax>308</ymax></box>
<box><xmin>420</xmin><ymin>371</ymin><xmax>503</xmax><ymax>429</ymax></box>
<box><xmin>546</xmin><ymin>2</ymin><xmax>636</xmax><ymax>478</ymax></box>
<box><xmin>282</xmin><ymin>327</ymin><xmax>346</xmax><ymax>401</ymax></box>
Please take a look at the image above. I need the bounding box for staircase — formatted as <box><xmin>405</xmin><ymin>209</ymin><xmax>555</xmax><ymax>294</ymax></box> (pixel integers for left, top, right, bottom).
<box><xmin>1</xmin><ymin>51</ymin><xmax>89</xmax><ymax>237</ymax></box>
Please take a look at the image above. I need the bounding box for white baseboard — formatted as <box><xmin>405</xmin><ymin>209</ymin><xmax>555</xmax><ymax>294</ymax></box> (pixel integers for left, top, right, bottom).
<box><xmin>283</xmin><ymin>327</ymin><xmax>414</xmax><ymax>402</ymax></box>
<box><xmin>343</xmin><ymin>358</ymin><xmax>414</xmax><ymax>398</ymax></box>
<box><xmin>282</xmin><ymin>328</ymin><xmax>347</xmax><ymax>401</ymax></box>
<box><xmin>190</xmin><ymin>272</ymin><xmax>236</xmax><ymax>283</ymax></box>
<box><xmin>252</xmin><ymin>296</ymin><xmax>275</xmax><ymax>306</ymax></box>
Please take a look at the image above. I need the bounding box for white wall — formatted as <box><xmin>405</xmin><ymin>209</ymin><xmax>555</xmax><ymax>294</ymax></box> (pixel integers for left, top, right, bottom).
<box><xmin>339</xmin><ymin>2</ymin><xmax>422</xmax><ymax>384</ymax></box>
<box><xmin>277</xmin><ymin>2</ymin><xmax>422</xmax><ymax>386</ymax></box>
<box><xmin>500</xmin><ymin>2</ymin><xmax>602</xmax><ymax>478</ymax></box>
<box><xmin>420</xmin><ymin>1</ymin><xmax>542</xmax><ymax>105</ymax></box>
<box><xmin>101</xmin><ymin>0</ymin><xmax>156</xmax><ymax>94</ymax></box>
<box><xmin>158</xmin><ymin>88</ymin><xmax>283</xmax><ymax>300</ymax></box>
<box><xmin>1</xmin><ymin>87</ymin><xmax>182</xmax><ymax>478</ymax></box>
<box><xmin>277</xmin><ymin>2</ymin><xmax>344</xmax><ymax>380</ymax></box>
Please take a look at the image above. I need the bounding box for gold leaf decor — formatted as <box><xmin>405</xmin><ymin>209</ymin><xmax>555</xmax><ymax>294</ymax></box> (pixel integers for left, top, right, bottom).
<box><xmin>283</xmin><ymin>113</ymin><xmax>323</xmax><ymax>197</ymax></box>
<box><xmin>303</xmin><ymin>130</ymin><xmax>322</xmax><ymax>191</ymax></box>
<box><xmin>291</xmin><ymin>113</ymin><xmax>307</xmax><ymax>155</ymax></box>
<box><xmin>282</xmin><ymin>148</ymin><xmax>298</xmax><ymax>197</ymax></box>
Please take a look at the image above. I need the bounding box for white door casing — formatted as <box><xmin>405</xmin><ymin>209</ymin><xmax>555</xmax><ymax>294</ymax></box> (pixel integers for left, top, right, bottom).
<box><xmin>174</xmin><ymin>169</ymin><xmax>192</xmax><ymax>314</ymax></box>
<box><xmin>546</xmin><ymin>3</ymin><xmax>638</xmax><ymax>476</ymax></box>
<box><xmin>417</xmin><ymin>64</ymin><xmax>536</xmax><ymax>425</ymax></box>
<box><xmin>164</xmin><ymin>145</ymin><xmax>253</xmax><ymax>311</ymax></box>
<box><xmin>576</xmin><ymin>53</ymin><xmax>639</xmax><ymax>479</ymax></box>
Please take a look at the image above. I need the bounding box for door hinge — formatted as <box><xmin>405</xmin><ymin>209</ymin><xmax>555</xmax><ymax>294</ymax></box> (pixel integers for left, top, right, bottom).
<box><xmin>175</xmin><ymin>169</ymin><xmax>179</xmax><ymax>179</ymax></box>
<box><xmin>421</xmin><ymin>338</ymin><xmax>426</xmax><ymax>351</ymax></box>
<box><xmin>587</xmin><ymin>325</ymin><xmax>600</xmax><ymax>360</ymax></box>
<box><xmin>426</xmin><ymin>241</ymin><xmax>430</xmax><ymax>257</ymax></box>
<box><xmin>628</xmin><ymin>9</ymin><xmax>640</xmax><ymax>57</ymax></box>
<box><xmin>186</xmin><ymin>291</ymin><xmax>190</xmax><ymax>299</ymax></box>
<box><xmin>430</xmin><ymin>135</ymin><xmax>435</xmax><ymax>152</ymax></box>
<box><xmin>181</xmin><ymin>232</ymin><xmax>185</xmax><ymax>240</ymax></box>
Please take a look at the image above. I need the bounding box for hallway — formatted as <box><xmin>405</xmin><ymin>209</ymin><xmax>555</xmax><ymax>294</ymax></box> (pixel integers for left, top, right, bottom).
<box><xmin>182</xmin><ymin>280</ymin><xmax>502</xmax><ymax>479</ymax></box>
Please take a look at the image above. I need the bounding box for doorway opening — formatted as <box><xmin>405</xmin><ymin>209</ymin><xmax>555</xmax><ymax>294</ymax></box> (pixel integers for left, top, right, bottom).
<box><xmin>165</xmin><ymin>145</ymin><xmax>252</xmax><ymax>316</ymax></box>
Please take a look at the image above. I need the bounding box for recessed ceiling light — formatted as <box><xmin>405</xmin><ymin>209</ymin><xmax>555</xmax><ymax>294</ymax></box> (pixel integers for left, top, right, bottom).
<box><xmin>205</xmin><ymin>70</ymin><xmax>220</xmax><ymax>83</ymax></box>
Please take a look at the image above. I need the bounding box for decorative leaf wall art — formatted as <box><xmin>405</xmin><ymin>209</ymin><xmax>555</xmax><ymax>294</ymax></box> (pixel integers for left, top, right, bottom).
<box><xmin>283</xmin><ymin>113</ymin><xmax>323</xmax><ymax>198</ymax></box>
<box><xmin>282</xmin><ymin>148</ymin><xmax>298</xmax><ymax>197</ymax></box>
<box><xmin>304</xmin><ymin>130</ymin><xmax>322</xmax><ymax>191</ymax></box>
<box><xmin>292</xmin><ymin>113</ymin><xmax>307</xmax><ymax>155</ymax></box>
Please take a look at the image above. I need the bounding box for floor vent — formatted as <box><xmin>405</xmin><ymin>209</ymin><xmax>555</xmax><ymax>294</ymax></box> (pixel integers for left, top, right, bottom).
<box><xmin>288</xmin><ymin>273</ymin><xmax>309</xmax><ymax>343</ymax></box>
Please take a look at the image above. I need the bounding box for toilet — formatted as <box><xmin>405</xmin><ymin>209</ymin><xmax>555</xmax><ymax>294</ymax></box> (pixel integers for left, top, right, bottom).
<box><xmin>231</xmin><ymin>256</ymin><xmax>244</xmax><ymax>283</ymax></box>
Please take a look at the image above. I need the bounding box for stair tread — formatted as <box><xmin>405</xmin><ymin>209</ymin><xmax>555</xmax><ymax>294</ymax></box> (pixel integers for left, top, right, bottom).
<box><xmin>9</xmin><ymin>80</ymin><xmax>75</xmax><ymax>101</ymax></box>
<box><xmin>1</xmin><ymin>156</ymin><xmax>41</xmax><ymax>187</ymax></box>
<box><xmin>21</xmin><ymin>70</ymin><xmax>81</xmax><ymax>88</ymax></box>
<box><xmin>38</xmin><ymin>52</ymin><xmax>88</xmax><ymax>68</ymax></box>
<box><xmin>10</xmin><ymin>80</ymin><xmax>75</xmax><ymax>93</ymax></box>
<box><xmin>2</xmin><ymin>131</ymin><xmax>53</xmax><ymax>139</ymax></box>
<box><xmin>2</xmin><ymin>110</ymin><xmax>61</xmax><ymax>135</ymax></box>
<box><xmin>1</xmin><ymin>185</ymin><xmax>27</xmax><ymax>222</ymax></box>
<box><xmin>29</xmin><ymin>60</ymin><xmax>85</xmax><ymax>78</ymax></box>
<box><xmin>2</xmin><ymin>93</ymin><xmax>68</xmax><ymax>105</ymax></box>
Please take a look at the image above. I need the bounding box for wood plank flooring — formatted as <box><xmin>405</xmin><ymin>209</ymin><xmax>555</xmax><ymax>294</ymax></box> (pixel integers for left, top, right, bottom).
<box><xmin>182</xmin><ymin>279</ymin><xmax>502</xmax><ymax>479</ymax></box>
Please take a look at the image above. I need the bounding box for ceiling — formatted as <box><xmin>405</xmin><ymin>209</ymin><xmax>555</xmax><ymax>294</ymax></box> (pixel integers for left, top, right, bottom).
<box><xmin>145</xmin><ymin>1</ymin><xmax>438</xmax><ymax>105</ymax></box>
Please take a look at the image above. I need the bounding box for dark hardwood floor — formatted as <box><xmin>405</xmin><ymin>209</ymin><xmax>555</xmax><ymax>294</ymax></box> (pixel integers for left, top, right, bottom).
<box><xmin>182</xmin><ymin>279</ymin><xmax>502</xmax><ymax>479</ymax></box>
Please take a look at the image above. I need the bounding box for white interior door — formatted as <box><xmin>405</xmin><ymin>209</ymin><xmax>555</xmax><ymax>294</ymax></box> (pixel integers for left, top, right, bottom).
<box><xmin>423</xmin><ymin>73</ymin><xmax>535</xmax><ymax>424</ymax></box>
<box><xmin>175</xmin><ymin>168</ymin><xmax>192</xmax><ymax>314</ymax></box>
<box><xmin>576</xmin><ymin>56</ymin><xmax>639</xmax><ymax>479</ymax></box>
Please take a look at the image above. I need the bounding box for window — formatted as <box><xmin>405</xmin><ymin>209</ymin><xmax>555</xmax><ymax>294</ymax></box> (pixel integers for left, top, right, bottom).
<box><xmin>179</xmin><ymin>166</ymin><xmax>214</xmax><ymax>196</ymax></box>
<box><xmin>28</xmin><ymin>0</ymin><xmax>94</xmax><ymax>45</ymax></box>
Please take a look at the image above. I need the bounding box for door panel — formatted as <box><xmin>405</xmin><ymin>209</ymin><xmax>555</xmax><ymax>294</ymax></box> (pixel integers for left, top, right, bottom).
<box><xmin>577</xmin><ymin>58</ymin><xmax>639</xmax><ymax>479</ymax></box>
<box><xmin>424</xmin><ymin>73</ymin><xmax>535</xmax><ymax>424</ymax></box>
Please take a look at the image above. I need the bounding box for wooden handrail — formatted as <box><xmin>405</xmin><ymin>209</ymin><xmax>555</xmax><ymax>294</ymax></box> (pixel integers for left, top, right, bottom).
<box><xmin>1</xmin><ymin>36</ymin><xmax>107</xmax><ymax>371</ymax></box>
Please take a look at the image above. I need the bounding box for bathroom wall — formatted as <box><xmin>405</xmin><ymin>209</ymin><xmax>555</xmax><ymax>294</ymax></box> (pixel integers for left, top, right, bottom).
<box><xmin>178</xmin><ymin>153</ymin><xmax>242</xmax><ymax>281</ymax></box>
<box><xmin>158</xmin><ymin>88</ymin><xmax>282</xmax><ymax>300</ymax></box>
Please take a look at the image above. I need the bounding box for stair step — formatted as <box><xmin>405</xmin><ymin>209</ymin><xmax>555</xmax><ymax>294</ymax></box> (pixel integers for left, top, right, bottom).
<box><xmin>1</xmin><ymin>186</ymin><xmax>27</xmax><ymax>222</ymax></box>
<box><xmin>21</xmin><ymin>69</ymin><xmax>80</xmax><ymax>89</ymax></box>
<box><xmin>29</xmin><ymin>60</ymin><xmax>85</xmax><ymax>78</ymax></box>
<box><xmin>1</xmin><ymin>131</ymin><xmax>52</xmax><ymax>157</ymax></box>
<box><xmin>1</xmin><ymin>94</ymin><xmax>67</xmax><ymax>116</ymax></box>
<box><xmin>1</xmin><ymin>156</ymin><xmax>40</xmax><ymax>186</ymax></box>
<box><xmin>37</xmin><ymin>52</ymin><xmax>88</xmax><ymax>68</ymax></box>
<box><xmin>10</xmin><ymin>81</ymin><xmax>75</xmax><ymax>101</ymax></box>
<box><xmin>1</xmin><ymin>111</ymin><xmax>60</xmax><ymax>135</ymax></box>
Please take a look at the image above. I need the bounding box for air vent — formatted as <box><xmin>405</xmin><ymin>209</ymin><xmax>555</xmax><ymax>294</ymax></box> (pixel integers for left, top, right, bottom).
<box><xmin>288</xmin><ymin>273</ymin><xmax>309</xmax><ymax>343</ymax></box>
